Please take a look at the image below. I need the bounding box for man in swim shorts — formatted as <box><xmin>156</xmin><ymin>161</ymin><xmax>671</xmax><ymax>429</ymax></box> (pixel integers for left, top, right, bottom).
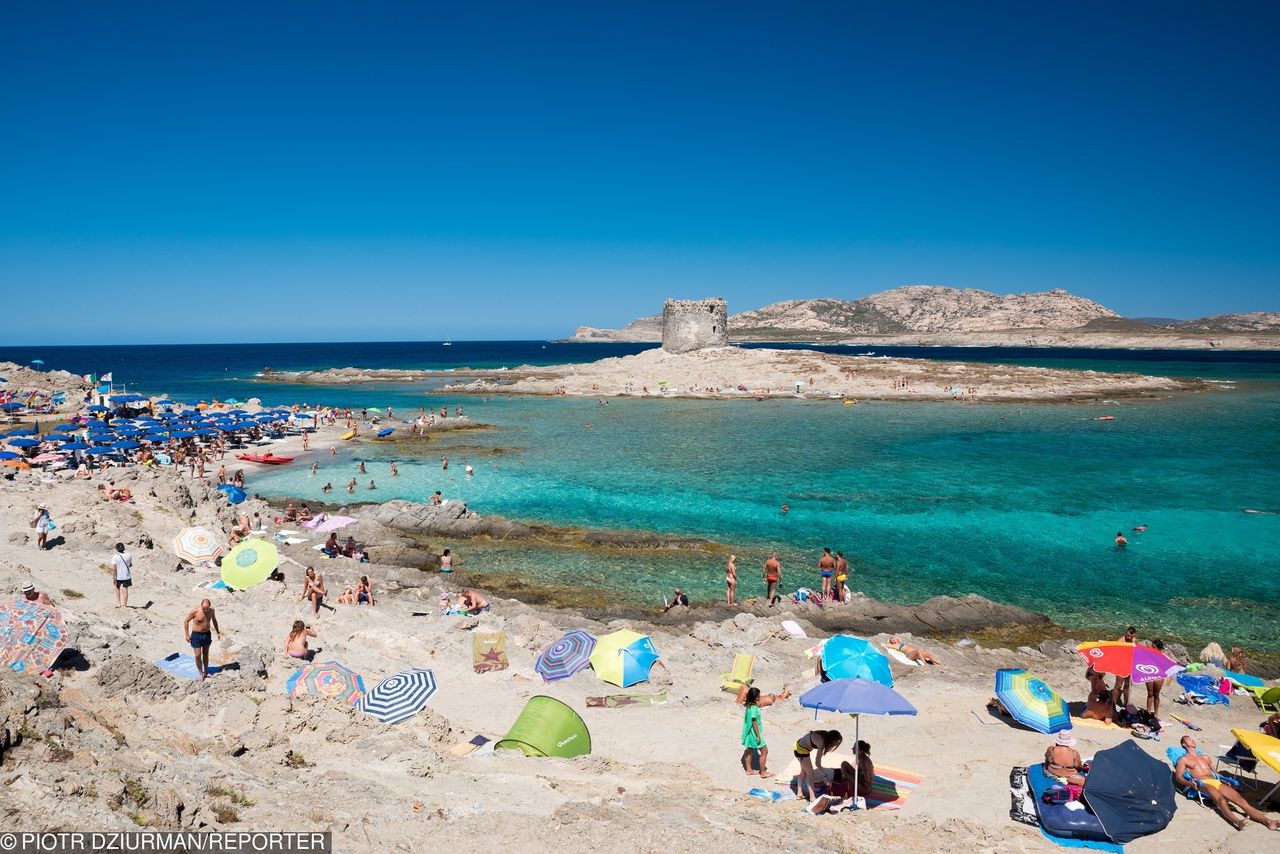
<box><xmin>818</xmin><ymin>547</ymin><xmax>836</xmax><ymax>601</ymax></box>
<box><xmin>834</xmin><ymin>551</ymin><xmax>849</xmax><ymax>602</ymax></box>
<box><xmin>183</xmin><ymin>599</ymin><xmax>222</xmax><ymax>681</ymax></box>
<box><xmin>763</xmin><ymin>553</ymin><xmax>782</xmax><ymax>605</ymax></box>
<box><xmin>1176</xmin><ymin>736</ymin><xmax>1279</xmax><ymax>830</ymax></box>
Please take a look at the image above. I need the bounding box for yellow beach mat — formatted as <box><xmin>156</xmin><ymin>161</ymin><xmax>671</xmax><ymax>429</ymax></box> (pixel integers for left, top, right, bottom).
<box><xmin>1070</xmin><ymin>715</ymin><xmax>1125</xmax><ymax>732</ymax></box>
<box><xmin>472</xmin><ymin>631</ymin><xmax>509</xmax><ymax>674</ymax></box>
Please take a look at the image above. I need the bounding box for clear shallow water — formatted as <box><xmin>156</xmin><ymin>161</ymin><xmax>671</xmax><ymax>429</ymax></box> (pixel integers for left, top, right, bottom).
<box><xmin>4</xmin><ymin>342</ymin><xmax>1278</xmax><ymax>650</ymax></box>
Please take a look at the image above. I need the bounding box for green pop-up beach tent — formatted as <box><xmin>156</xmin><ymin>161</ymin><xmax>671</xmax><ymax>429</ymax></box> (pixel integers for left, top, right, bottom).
<box><xmin>495</xmin><ymin>695</ymin><xmax>592</xmax><ymax>758</ymax></box>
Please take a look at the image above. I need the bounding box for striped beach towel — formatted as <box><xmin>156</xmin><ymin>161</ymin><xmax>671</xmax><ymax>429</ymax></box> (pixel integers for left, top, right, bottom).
<box><xmin>863</xmin><ymin>766</ymin><xmax>925</xmax><ymax>810</ymax></box>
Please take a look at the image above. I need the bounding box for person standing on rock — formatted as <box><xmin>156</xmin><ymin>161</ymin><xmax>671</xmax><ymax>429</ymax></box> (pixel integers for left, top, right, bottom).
<box><xmin>111</xmin><ymin>542</ymin><xmax>133</xmax><ymax>608</ymax></box>
<box><xmin>763</xmin><ymin>553</ymin><xmax>782</xmax><ymax>605</ymax></box>
<box><xmin>301</xmin><ymin>567</ymin><xmax>327</xmax><ymax>615</ymax></box>
<box><xmin>183</xmin><ymin>599</ymin><xmax>222</xmax><ymax>681</ymax></box>
<box><xmin>818</xmin><ymin>547</ymin><xmax>836</xmax><ymax>601</ymax></box>
<box><xmin>725</xmin><ymin>554</ymin><xmax>737</xmax><ymax>605</ymax></box>
<box><xmin>834</xmin><ymin>551</ymin><xmax>849</xmax><ymax>602</ymax></box>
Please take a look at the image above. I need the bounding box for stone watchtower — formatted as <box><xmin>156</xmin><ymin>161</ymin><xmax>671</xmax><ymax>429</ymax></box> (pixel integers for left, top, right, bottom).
<box><xmin>661</xmin><ymin>298</ymin><xmax>729</xmax><ymax>353</ymax></box>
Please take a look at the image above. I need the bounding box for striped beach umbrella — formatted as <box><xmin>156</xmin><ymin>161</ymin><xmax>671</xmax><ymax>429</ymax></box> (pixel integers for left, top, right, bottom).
<box><xmin>357</xmin><ymin>668</ymin><xmax>438</xmax><ymax>724</ymax></box>
<box><xmin>172</xmin><ymin>527</ymin><xmax>224</xmax><ymax>565</ymax></box>
<box><xmin>220</xmin><ymin>539</ymin><xmax>278</xmax><ymax>590</ymax></box>
<box><xmin>994</xmin><ymin>668</ymin><xmax>1071</xmax><ymax>734</ymax></box>
<box><xmin>285</xmin><ymin>660</ymin><xmax>366</xmax><ymax>706</ymax></box>
<box><xmin>0</xmin><ymin>599</ymin><xmax>67</xmax><ymax>674</ymax></box>
<box><xmin>535</xmin><ymin>630</ymin><xmax>596</xmax><ymax>682</ymax></box>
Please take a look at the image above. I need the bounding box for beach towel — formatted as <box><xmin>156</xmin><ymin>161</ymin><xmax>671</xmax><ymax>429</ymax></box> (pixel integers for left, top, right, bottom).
<box><xmin>748</xmin><ymin>787</ymin><xmax>796</xmax><ymax>802</ymax></box>
<box><xmin>781</xmin><ymin>755</ymin><xmax>924</xmax><ymax>811</ymax></box>
<box><xmin>1070</xmin><ymin>716</ymin><xmax>1125</xmax><ymax>732</ymax></box>
<box><xmin>1010</xmin><ymin>766</ymin><xmax>1039</xmax><ymax>826</ymax></box>
<box><xmin>585</xmin><ymin>693</ymin><xmax>667</xmax><ymax>708</ymax></box>
<box><xmin>781</xmin><ymin>619</ymin><xmax>807</xmax><ymax>639</ymax></box>
<box><xmin>1038</xmin><ymin>827</ymin><xmax>1123</xmax><ymax>853</ymax></box>
<box><xmin>195</xmin><ymin>579</ymin><xmax>230</xmax><ymax>591</ymax></box>
<box><xmin>154</xmin><ymin>653</ymin><xmax>222</xmax><ymax>680</ymax></box>
<box><xmin>450</xmin><ymin>735</ymin><xmax>492</xmax><ymax>757</ymax></box>
<box><xmin>472</xmin><ymin>631</ymin><xmax>509</xmax><ymax>674</ymax></box>
<box><xmin>883</xmin><ymin>644</ymin><xmax>921</xmax><ymax>667</ymax></box>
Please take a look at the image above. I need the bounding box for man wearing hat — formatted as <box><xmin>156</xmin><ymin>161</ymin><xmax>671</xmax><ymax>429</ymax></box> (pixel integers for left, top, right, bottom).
<box><xmin>1044</xmin><ymin>730</ymin><xmax>1087</xmax><ymax>787</ymax></box>
<box><xmin>21</xmin><ymin>582</ymin><xmax>54</xmax><ymax>606</ymax></box>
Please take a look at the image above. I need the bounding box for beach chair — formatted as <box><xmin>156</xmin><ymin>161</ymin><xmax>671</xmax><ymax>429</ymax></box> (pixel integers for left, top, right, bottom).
<box><xmin>1244</xmin><ymin>684</ymin><xmax>1280</xmax><ymax>712</ymax></box>
<box><xmin>1165</xmin><ymin>746</ymin><xmax>1240</xmax><ymax>808</ymax></box>
<box><xmin>1215</xmin><ymin>741</ymin><xmax>1259</xmax><ymax>789</ymax></box>
<box><xmin>721</xmin><ymin>653</ymin><xmax>755</xmax><ymax>695</ymax></box>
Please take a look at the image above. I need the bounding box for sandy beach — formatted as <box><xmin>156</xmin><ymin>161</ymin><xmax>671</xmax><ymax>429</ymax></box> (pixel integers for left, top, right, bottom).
<box><xmin>2</xmin><ymin>414</ymin><xmax>1277</xmax><ymax>853</ymax></box>
<box><xmin>264</xmin><ymin>346</ymin><xmax>1199</xmax><ymax>401</ymax></box>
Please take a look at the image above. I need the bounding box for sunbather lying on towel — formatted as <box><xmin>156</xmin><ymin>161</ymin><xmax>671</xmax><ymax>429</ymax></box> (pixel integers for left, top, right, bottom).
<box><xmin>1176</xmin><ymin>736</ymin><xmax>1279</xmax><ymax>831</ymax></box>
<box><xmin>887</xmin><ymin>636</ymin><xmax>942</xmax><ymax>665</ymax></box>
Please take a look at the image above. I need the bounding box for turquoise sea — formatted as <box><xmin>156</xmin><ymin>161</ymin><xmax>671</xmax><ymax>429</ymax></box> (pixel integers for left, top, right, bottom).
<box><xmin>3</xmin><ymin>342</ymin><xmax>1278</xmax><ymax>651</ymax></box>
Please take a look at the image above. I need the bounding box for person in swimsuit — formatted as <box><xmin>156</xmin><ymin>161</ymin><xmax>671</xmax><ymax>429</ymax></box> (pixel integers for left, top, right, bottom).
<box><xmin>1112</xmin><ymin>626</ymin><xmax>1137</xmax><ymax>707</ymax></box>
<box><xmin>459</xmin><ymin>589</ymin><xmax>488</xmax><ymax>615</ymax></box>
<box><xmin>1176</xmin><ymin>736</ymin><xmax>1279</xmax><ymax>830</ymax></box>
<box><xmin>285</xmin><ymin>620</ymin><xmax>317</xmax><ymax>661</ymax></box>
<box><xmin>661</xmin><ymin>587</ymin><xmax>689</xmax><ymax>612</ymax></box>
<box><xmin>763</xmin><ymin>553</ymin><xmax>781</xmax><ymax>605</ymax></box>
<box><xmin>321</xmin><ymin>533</ymin><xmax>340</xmax><ymax>557</ymax></box>
<box><xmin>818</xmin><ymin>547</ymin><xmax>836</xmax><ymax>601</ymax></box>
<box><xmin>1044</xmin><ymin>730</ymin><xmax>1087</xmax><ymax>786</ymax></box>
<box><xmin>887</xmin><ymin>635</ymin><xmax>943</xmax><ymax>665</ymax></box>
<box><xmin>355</xmin><ymin>575</ymin><xmax>374</xmax><ymax>605</ymax></box>
<box><xmin>725</xmin><ymin>555</ymin><xmax>737</xmax><ymax>605</ymax></box>
<box><xmin>1145</xmin><ymin>638</ymin><xmax>1168</xmax><ymax>717</ymax></box>
<box><xmin>794</xmin><ymin>730</ymin><xmax>843</xmax><ymax>800</ymax></box>
<box><xmin>1082</xmin><ymin>666</ymin><xmax>1115</xmax><ymax>723</ymax></box>
<box><xmin>183</xmin><ymin>599</ymin><xmax>222</xmax><ymax>681</ymax></box>
<box><xmin>300</xmin><ymin>566</ymin><xmax>327</xmax><ymax>616</ymax></box>
<box><xmin>1115</xmin><ymin>531</ymin><xmax>1128</xmax><ymax>548</ymax></box>
<box><xmin>439</xmin><ymin>549</ymin><xmax>453</xmax><ymax>572</ymax></box>
<box><xmin>834</xmin><ymin>551</ymin><xmax>849</xmax><ymax>602</ymax></box>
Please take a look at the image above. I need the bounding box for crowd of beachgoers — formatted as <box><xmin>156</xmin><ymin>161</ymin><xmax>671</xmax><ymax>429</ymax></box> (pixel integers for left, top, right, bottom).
<box><xmin>1</xmin><ymin>362</ymin><xmax>1277</xmax><ymax>852</ymax></box>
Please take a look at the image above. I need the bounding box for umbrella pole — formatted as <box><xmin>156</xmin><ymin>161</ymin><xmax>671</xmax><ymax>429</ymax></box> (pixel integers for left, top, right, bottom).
<box><xmin>853</xmin><ymin>714</ymin><xmax>861</xmax><ymax>807</ymax></box>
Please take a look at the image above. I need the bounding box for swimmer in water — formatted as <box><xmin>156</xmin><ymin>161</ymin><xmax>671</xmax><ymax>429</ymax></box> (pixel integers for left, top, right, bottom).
<box><xmin>781</xmin><ymin>504</ymin><xmax>790</xmax><ymax>514</ymax></box>
<box><xmin>310</xmin><ymin>462</ymin><xmax>318</xmax><ymax>477</ymax></box>
<box><xmin>1132</xmin><ymin>524</ymin><xmax>1147</xmax><ymax>533</ymax></box>
<box><xmin>1115</xmin><ymin>531</ymin><xmax>1128</xmax><ymax>547</ymax></box>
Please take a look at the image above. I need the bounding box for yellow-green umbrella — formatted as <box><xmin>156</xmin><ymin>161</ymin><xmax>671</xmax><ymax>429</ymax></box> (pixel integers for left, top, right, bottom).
<box><xmin>220</xmin><ymin>539</ymin><xmax>278</xmax><ymax>590</ymax></box>
<box><xmin>589</xmin><ymin>629</ymin><xmax>659</xmax><ymax>688</ymax></box>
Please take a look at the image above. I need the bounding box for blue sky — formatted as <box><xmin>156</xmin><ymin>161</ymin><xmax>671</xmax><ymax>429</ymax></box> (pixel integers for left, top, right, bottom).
<box><xmin>2</xmin><ymin>1</ymin><xmax>1278</xmax><ymax>344</ymax></box>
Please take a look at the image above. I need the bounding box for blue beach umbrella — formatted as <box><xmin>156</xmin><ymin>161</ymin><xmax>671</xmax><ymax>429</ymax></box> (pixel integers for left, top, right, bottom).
<box><xmin>217</xmin><ymin>484</ymin><xmax>247</xmax><ymax>505</ymax></box>
<box><xmin>799</xmin><ymin>677</ymin><xmax>917</xmax><ymax>804</ymax></box>
<box><xmin>822</xmin><ymin>635</ymin><xmax>894</xmax><ymax>686</ymax></box>
<box><xmin>7</xmin><ymin>428</ymin><xmax>36</xmax><ymax>436</ymax></box>
<box><xmin>61</xmin><ymin>442</ymin><xmax>90</xmax><ymax>451</ymax></box>
<box><xmin>8</xmin><ymin>438</ymin><xmax>40</xmax><ymax>448</ymax></box>
<box><xmin>1</xmin><ymin>402</ymin><xmax>23</xmax><ymax>411</ymax></box>
<box><xmin>31</xmin><ymin>359</ymin><xmax>44</xmax><ymax>367</ymax></box>
<box><xmin>170</xmin><ymin>431</ymin><xmax>196</xmax><ymax>439</ymax></box>
<box><xmin>86</xmin><ymin>405</ymin><xmax>108</xmax><ymax>412</ymax></box>
<box><xmin>113</xmin><ymin>441</ymin><xmax>141</xmax><ymax>450</ymax></box>
<box><xmin>49</xmin><ymin>424</ymin><xmax>75</xmax><ymax>432</ymax></box>
<box><xmin>84</xmin><ymin>420</ymin><xmax>108</xmax><ymax>428</ymax></box>
<box><xmin>0</xmin><ymin>451</ymin><xmax>18</xmax><ymax>460</ymax></box>
<box><xmin>82</xmin><ymin>448</ymin><xmax>113</xmax><ymax>456</ymax></box>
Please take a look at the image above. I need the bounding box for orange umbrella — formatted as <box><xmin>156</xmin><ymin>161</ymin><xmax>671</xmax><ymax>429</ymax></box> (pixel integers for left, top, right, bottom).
<box><xmin>2</xmin><ymin>459</ymin><xmax>31</xmax><ymax>469</ymax></box>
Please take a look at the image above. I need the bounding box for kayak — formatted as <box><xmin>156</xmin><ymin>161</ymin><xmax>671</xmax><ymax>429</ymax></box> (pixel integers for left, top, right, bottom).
<box><xmin>341</xmin><ymin>430</ymin><xmax>356</xmax><ymax>440</ymax></box>
<box><xmin>377</xmin><ymin>428</ymin><xmax>394</xmax><ymax>437</ymax></box>
<box><xmin>235</xmin><ymin>453</ymin><xmax>294</xmax><ymax>465</ymax></box>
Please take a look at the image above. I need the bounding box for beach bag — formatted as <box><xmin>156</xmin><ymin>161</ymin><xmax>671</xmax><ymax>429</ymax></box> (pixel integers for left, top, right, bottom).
<box><xmin>1009</xmin><ymin>767</ymin><xmax>1038</xmax><ymax>826</ymax></box>
<box><xmin>1041</xmin><ymin>784</ymin><xmax>1072</xmax><ymax>805</ymax></box>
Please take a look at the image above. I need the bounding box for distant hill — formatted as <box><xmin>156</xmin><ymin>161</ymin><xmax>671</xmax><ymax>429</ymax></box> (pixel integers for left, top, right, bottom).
<box><xmin>1173</xmin><ymin>312</ymin><xmax>1280</xmax><ymax>333</ymax></box>
<box><xmin>573</xmin><ymin>286</ymin><xmax>1121</xmax><ymax>342</ymax></box>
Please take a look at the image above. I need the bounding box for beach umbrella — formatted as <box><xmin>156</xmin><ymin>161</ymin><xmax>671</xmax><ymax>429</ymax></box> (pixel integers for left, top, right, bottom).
<box><xmin>1076</xmin><ymin>641</ymin><xmax>1184</xmax><ymax>685</ymax></box>
<box><xmin>86</xmin><ymin>405</ymin><xmax>108</xmax><ymax>412</ymax></box>
<box><xmin>7</xmin><ymin>428</ymin><xmax>36</xmax><ymax>436</ymax></box>
<box><xmin>1230</xmin><ymin>729</ymin><xmax>1280</xmax><ymax>807</ymax></box>
<box><xmin>30</xmin><ymin>453</ymin><xmax>66</xmax><ymax>464</ymax></box>
<box><xmin>822</xmin><ymin>635</ymin><xmax>894</xmax><ymax>686</ymax></box>
<box><xmin>195</xmin><ymin>428</ymin><xmax>220</xmax><ymax>436</ymax></box>
<box><xmin>3</xmin><ymin>459</ymin><xmax>31</xmax><ymax>469</ymax></box>
<box><xmin>217</xmin><ymin>484</ymin><xmax>247</xmax><ymax>505</ymax></box>
<box><xmin>7</xmin><ymin>438</ymin><xmax>40</xmax><ymax>448</ymax></box>
<box><xmin>357</xmin><ymin>668</ymin><xmax>438</xmax><ymax>724</ymax></box>
<box><xmin>285</xmin><ymin>660</ymin><xmax>366</xmax><ymax>706</ymax></box>
<box><xmin>220</xmin><ymin>539</ymin><xmax>278</xmax><ymax>590</ymax></box>
<box><xmin>535</xmin><ymin>630</ymin><xmax>597</xmax><ymax>682</ymax></box>
<box><xmin>993</xmin><ymin>668</ymin><xmax>1070</xmax><ymax>734</ymax></box>
<box><xmin>81</xmin><ymin>448</ymin><xmax>113</xmax><ymax>456</ymax></box>
<box><xmin>113</xmin><ymin>440</ymin><xmax>141</xmax><ymax>450</ymax></box>
<box><xmin>172</xmin><ymin>527</ymin><xmax>224</xmax><ymax>564</ymax></box>
<box><xmin>170</xmin><ymin>430</ymin><xmax>196</xmax><ymax>439</ymax></box>
<box><xmin>1082</xmin><ymin>741</ymin><xmax>1176</xmax><ymax>843</ymax></box>
<box><xmin>0</xmin><ymin>451</ymin><xmax>18</xmax><ymax>460</ymax></box>
<box><xmin>589</xmin><ymin>629</ymin><xmax>659</xmax><ymax>688</ymax></box>
<box><xmin>49</xmin><ymin>423</ymin><xmax>75</xmax><ymax>432</ymax></box>
<box><xmin>84</xmin><ymin>420</ymin><xmax>108</xmax><ymax>428</ymax></box>
<box><xmin>30</xmin><ymin>359</ymin><xmax>43</xmax><ymax>368</ymax></box>
<box><xmin>799</xmin><ymin>677</ymin><xmax>917</xmax><ymax>806</ymax></box>
<box><xmin>59</xmin><ymin>442</ymin><xmax>89</xmax><ymax>451</ymax></box>
<box><xmin>0</xmin><ymin>598</ymin><xmax>67</xmax><ymax>674</ymax></box>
